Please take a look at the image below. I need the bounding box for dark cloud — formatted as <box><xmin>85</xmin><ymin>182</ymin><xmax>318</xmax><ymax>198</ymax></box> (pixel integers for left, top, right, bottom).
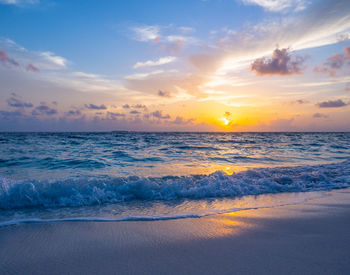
<box><xmin>0</xmin><ymin>48</ymin><xmax>19</xmax><ymax>67</ymax></box>
<box><xmin>251</xmin><ymin>48</ymin><xmax>305</xmax><ymax>76</ymax></box>
<box><xmin>85</xmin><ymin>103</ymin><xmax>107</xmax><ymax>110</ymax></box>
<box><xmin>7</xmin><ymin>97</ymin><xmax>33</xmax><ymax>108</ymax></box>
<box><xmin>158</xmin><ymin>90</ymin><xmax>171</xmax><ymax>97</ymax></box>
<box><xmin>26</xmin><ymin>64</ymin><xmax>39</xmax><ymax>72</ymax></box>
<box><xmin>290</xmin><ymin>99</ymin><xmax>309</xmax><ymax>105</ymax></box>
<box><xmin>107</xmin><ymin>112</ymin><xmax>125</xmax><ymax>120</ymax></box>
<box><xmin>316</xmin><ymin>99</ymin><xmax>348</xmax><ymax>108</ymax></box>
<box><xmin>132</xmin><ymin>104</ymin><xmax>147</xmax><ymax>109</ymax></box>
<box><xmin>122</xmin><ymin>104</ymin><xmax>130</xmax><ymax>109</ymax></box>
<box><xmin>66</xmin><ymin>110</ymin><xmax>81</xmax><ymax>116</ymax></box>
<box><xmin>0</xmin><ymin>110</ymin><xmax>23</xmax><ymax>119</ymax></box>
<box><xmin>313</xmin><ymin>113</ymin><xmax>329</xmax><ymax>118</ymax></box>
<box><xmin>32</xmin><ymin>105</ymin><xmax>58</xmax><ymax>116</ymax></box>
<box><xmin>171</xmin><ymin>116</ymin><xmax>194</xmax><ymax>125</ymax></box>
<box><xmin>130</xmin><ymin>110</ymin><xmax>141</xmax><ymax>115</ymax></box>
<box><xmin>152</xmin><ymin>110</ymin><xmax>171</xmax><ymax>119</ymax></box>
<box><xmin>313</xmin><ymin>47</ymin><xmax>350</xmax><ymax>76</ymax></box>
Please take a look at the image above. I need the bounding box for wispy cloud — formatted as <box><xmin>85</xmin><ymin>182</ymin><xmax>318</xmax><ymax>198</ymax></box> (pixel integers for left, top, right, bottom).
<box><xmin>0</xmin><ymin>48</ymin><xmax>19</xmax><ymax>67</ymax></box>
<box><xmin>211</xmin><ymin>0</ymin><xmax>350</xmax><ymax>75</ymax></box>
<box><xmin>130</xmin><ymin>24</ymin><xmax>198</xmax><ymax>54</ymax></box>
<box><xmin>158</xmin><ymin>90</ymin><xmax>172</xmax><ymax>97</ymax></box>
<box><xmin>39</xmin><ymin>51</ymin><xmax>67</xmax><ymax>68</ymax></box>
<box><xmin>132</xmin><ymin>26</ymin><xmax>160</xmax><ymax>42</ymax></box>
<box><xmin>241</xmin><ymin>0</ymin><xmax>309</xmax><ymax>12</ymax></box>
<box><xmin>313</xmin><ymin>113</ymin><xmax>329</xmax><ymax>118</ymax></box>
<box><xmin>124</xmin><ymin>69</ymin><xmax>177</xmax><ymax>80</ymax></box>
<box><xmin>0</xmin><ymin>0</ymin><xmax>39</xmax><ymax>6</ymax></box>
<box><xmin>26</xmin><ymin>63</ymin><xmax>39</xmax><ymax>72</ymax></box>
<box><xmin>0</xmin><ymin>39</ymin><xmax>66</xmax><ymax>71</ymax></box>
<box><xmin>85</xmin><ymin>104</ymin><xmax>107</xmax><ymax>110</ymax></box>
<box><xmin>313</xmin><ymin>46</ymin><xmax>350</xmax><ymax>76</ymax></box>
<box><xmin>7</xmin><ymin>96</ymin><xmax>33</xmax><ymax>108</ymax></box>
<box><xmin>133</xmin><ymin>56</ymin><xmax>176</xmax><ymax>69</ymax></box>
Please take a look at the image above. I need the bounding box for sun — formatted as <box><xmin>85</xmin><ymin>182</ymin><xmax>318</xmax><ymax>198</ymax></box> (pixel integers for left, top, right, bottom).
<box><xmin>221</xmin><ymin>117</ymin><xmax>230</xmax><ymax>126</ymax></box>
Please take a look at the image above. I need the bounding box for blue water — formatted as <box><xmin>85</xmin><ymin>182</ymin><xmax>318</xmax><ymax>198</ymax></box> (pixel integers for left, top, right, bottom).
<box><xmin>1</xmin><ymin>132</ymin><xmax>350</xmax><ymax>226</ymax></box>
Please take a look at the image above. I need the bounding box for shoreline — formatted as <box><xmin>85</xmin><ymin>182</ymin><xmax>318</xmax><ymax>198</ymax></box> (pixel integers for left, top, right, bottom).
<box><xmin>1</xmin><ymin>188</ymin><xmax>350</xmax><ymax>274</ymax></box>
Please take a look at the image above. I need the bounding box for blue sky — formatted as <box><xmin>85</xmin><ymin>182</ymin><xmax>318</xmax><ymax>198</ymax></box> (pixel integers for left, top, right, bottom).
<box><xmin>0</xmin><ymin>0</ymin><xmax>350</xmax><ymax>131</ymax></box>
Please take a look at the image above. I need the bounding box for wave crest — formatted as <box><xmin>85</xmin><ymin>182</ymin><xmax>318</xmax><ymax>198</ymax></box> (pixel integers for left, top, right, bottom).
<box><xmin>1</xmin><ymin>161</ymin><xmax>350</xmax><ymax>210</ymax></box>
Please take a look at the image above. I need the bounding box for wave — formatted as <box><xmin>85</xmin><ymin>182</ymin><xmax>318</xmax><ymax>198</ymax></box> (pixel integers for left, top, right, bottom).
<box><xmin>1</xmin><ymin>160</ymin><xmax>350</xmax><ymax>210</ymax></box>
<box><xmin>0</xmin><ymin>194</ymin><xmax>326</xmax><ymax>227</ymax></box>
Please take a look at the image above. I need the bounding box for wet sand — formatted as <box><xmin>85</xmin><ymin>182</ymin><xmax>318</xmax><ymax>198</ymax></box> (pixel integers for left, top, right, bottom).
<box><xmin>1</xmin><ymin>189</ymin><xmax>350</xmax><ymax>275</ymax></box>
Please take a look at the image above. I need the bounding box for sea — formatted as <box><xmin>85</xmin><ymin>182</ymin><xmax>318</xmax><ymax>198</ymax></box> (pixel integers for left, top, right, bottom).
<box><xmin>1</xmin><ymin>132</ymin><xmax>350</xmax><ymax>226</ymax></box>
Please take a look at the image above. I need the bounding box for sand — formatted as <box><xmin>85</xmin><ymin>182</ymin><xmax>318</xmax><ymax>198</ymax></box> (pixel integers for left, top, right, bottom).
<box><xmin>1</xmin><ymin>189</ymin><xmax>350</xmax><ymax>275</ymax></box>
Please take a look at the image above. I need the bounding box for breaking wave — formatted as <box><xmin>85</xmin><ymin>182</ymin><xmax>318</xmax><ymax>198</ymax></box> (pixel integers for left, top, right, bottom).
<box><xmin>1</xmin><ymin>160</ymin><xmax>350</xmax><ymax>210</ymax></box>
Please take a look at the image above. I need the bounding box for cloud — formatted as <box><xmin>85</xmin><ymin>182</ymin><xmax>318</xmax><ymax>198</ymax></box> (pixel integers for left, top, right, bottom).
<box><xmin>171</xmin><ymin>116</ymin><xmax>194</xmax><ymax>125</ymax></box>
<box><xmin>337</xmin><ymin>34</ymin><xmax>350</xmax><ymax>42</ymax></box>
<box><xmin>122</xmin><ymin>104</ymin><xmax>130</xmax><ymax>109</ymax></box>
<box><xmin>84</xmin><ymin>104</ymin><xmax>107</xmax><ymax>110</ymax></box>
<box><xmin>212</xmin><ymin>0</ymin><xmax>350</xmax><ymax>75</ymax></box>
<box><xmin>345</xmin><ymin>46</ymin><xmax>350</xmax><ymax>58</ymax></box>
<box><xmin>26</xmin><ymin>63</ymin><xmax>39</xmax><ymax>72</ymax></box>
<box><xmin>32</xmin><ymin>105</ymin><xmax>58</xmax><ymax>116</ymax></box>
<box><xmin>130</xmin><ymin>24</ymin><xmax>197</xmax><ymax>54</ymax></box>
<box><xmin>313</xmin><ymin>113</ymin><xmax>329</xmax><ymax>119</ymax></box>
<box><xmin>241</xmin><ymin>0</ymin><xmax>308</xmax><ymax>12</ymax></box>
<box><xmin>130</xmin><ymin>110</ymin><xmax>141</xmax><ymax>115</ymax></box>
<box><xmin>0</xmin><ymin>0</ymin><xmax>39</xmax><ymax>6</ymax></box>
<box><xmin>107</xmin><ymin>112</ymin><xmax>125</xmax><ymax>119</ymax></box>
<box><xmin>132</xmin><ymin>26</ymin><xmax>160</xmax><ymax>42</ymax></box>
<box><xmin>151</xmin><ymin>110</ymin><xmax>171</xmax><ymax>119</ymax></box>
<box><xmin>0</xmin><ymin>39</ymin><xmax>69</xmax><ymax>71</ymax></box>
<box><xmin>0</xmin><ymin>110</ymin><xmax>23</xmax><ymax>119</ymax></box>
<box><xmin>39</xmin><ymin>52</ymin><xmax>67</xmax><ymax>68</ymax></box>
<box><xmin>133</xmin><ymin>56</ymin><xmax>176</xmax><ymax>69</ymax></box>
<box><xmin>158</xmin><ymin>90</ymin><xmax>171</xmax><ymax>97</ymax></box>
<box><xmin>124</xmin><ymin>70</ymin><xmax>172</xmax><ymax>80</ymax></box>
<box><xmin>251</xmin><ymin>48</ymin><xmax>305</xmax><ymax>76</ymax></box>
<box><xmin>290</xmin><ymin>99</ymin><xmax>309</xmax><ymax>105</ymax></box>
<box><xmin>316</xmin><ymin>99</ymin><xmax>348</xmax><ymax>108</ymax></box>
<box><xmin>132</xmin><ymin>104</ymin><xmax>147</xmax><ymax>109</ymax></box>
<box><xmin>0</xmin><ymin>48</ymin><xmax>19</xmax><ymax>67</ymax></box>
<box><xmin>7</xmin><ymin>96</ymin><xmax>33</xmax><ymax>108</ymax></box>
<box><xmin>66</xmin><ymin>110</ymin><xmax>81</xmax><ymax>116</ymax></box>
<box><xmin>313</xmin><ymin>46</ymin><xmax>350</xmax><ymax>76</ymax></box>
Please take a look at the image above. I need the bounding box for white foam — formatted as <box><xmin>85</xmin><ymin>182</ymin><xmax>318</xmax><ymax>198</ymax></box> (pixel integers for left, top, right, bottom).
<box><xmin>0</xmin><ymin>191</ymin><xmax>330</xmax><ymax>227</ymax></box>
<box><xmin>1</xmin><ymin>160</ymin><xmax>350</xmax><ymax>210</ymax></box>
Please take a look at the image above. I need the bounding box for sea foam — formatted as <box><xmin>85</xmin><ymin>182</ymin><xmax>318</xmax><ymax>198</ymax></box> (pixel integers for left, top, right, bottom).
<box><xmin>1</xmin><ymin>160</ymin><xmax>350</xmax><ymax>210</ymax></box>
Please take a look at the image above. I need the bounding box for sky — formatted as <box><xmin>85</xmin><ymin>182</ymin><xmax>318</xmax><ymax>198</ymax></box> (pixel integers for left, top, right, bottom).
<box><xmin>0</xmin><ymin>0</ymin><xmax>350</xmax><ymax>132</ymax></box>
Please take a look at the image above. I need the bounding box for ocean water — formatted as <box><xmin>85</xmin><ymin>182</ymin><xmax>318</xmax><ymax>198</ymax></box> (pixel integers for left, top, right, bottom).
<box><xmin>1</xmin><ymin>132</ymin><xmax>350</xmax><ymax>226</ymax></box>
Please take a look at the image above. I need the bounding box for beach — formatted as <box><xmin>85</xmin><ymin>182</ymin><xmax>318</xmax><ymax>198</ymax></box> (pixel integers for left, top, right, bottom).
<box><xmin>1</xmin><ymin>188</ymin><xmax>350</xmax><ymax>275</ymax></box>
